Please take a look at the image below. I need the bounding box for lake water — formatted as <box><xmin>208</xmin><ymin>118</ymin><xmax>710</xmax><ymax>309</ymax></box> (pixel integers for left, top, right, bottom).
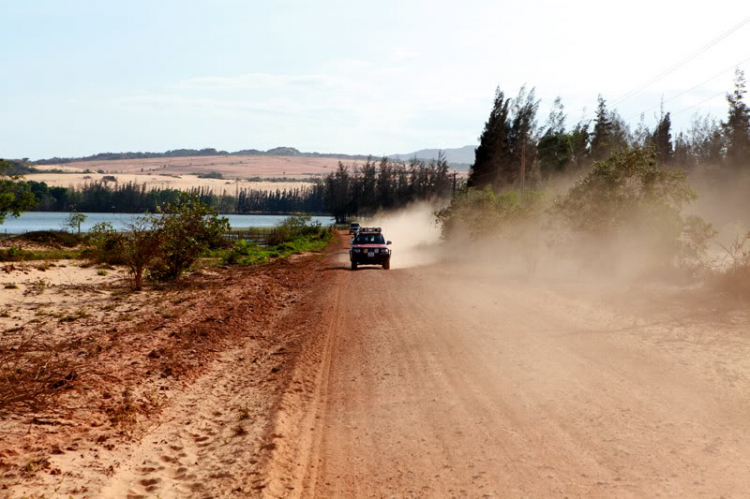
<box><xmin>0</xmin><ymin>212</ymin><xmax>334</xmax><ymax>233</ymax></box>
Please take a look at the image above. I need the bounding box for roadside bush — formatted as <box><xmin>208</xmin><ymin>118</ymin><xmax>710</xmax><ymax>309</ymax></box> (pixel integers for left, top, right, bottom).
<box><xmin>267</xmin><ymin>214</ymin><xmax>324</xmax><ymax>246</ymax></box>
<box><xmin>222</xmin><ymin>217</ymin><xmax>332</xmax><ymax>267</ymax></box>
<box><xmin>87</xmin><ymin>222</ymin><xmax>128</xmax><ymax>265</ymax></box>
<box><xmin>436</xmin><ymin>187</ymin><xmax>550</xmax><ymax>275</ymax></box>
<box><xmin>435</xmin><ymin>148</ymin><xmax>717</xmax><ymax>277</ymax></box>
<box><xmin>436</xmin><ymin>186</ymin><xmax>549</xmax><ymax>240</ymax></box>
<box><xmin>87</xmin><ymin>197</ymin><xmax>229</xmax><ymax>287</ymax></box>
<box><xmin>149</xmin><ymin>195</ymin><xmax>230</xmax><ymax>281</ymax></box>
<box><xmin>680</xmin><ymin>215</ymin><xmax>718</xmax><ymax>265</ymax></box>
<box><xmin>553</xmin><ymin>147</ymin><xmax>714</xmax><ymax>271</ymax></box>
<box><xmin>555</xmin><ymin>148</ymin><xmax>694</xmax><ymax>232</ymax></box>
<box><xmin>711</xmin><ymin>231</ymin><xmax>750</xmax><ymax>297</ymax></box>
<box><xmin>89</xmin><ymin>219</ymin><xmax>160</xmax><ymax>290</ymax></box>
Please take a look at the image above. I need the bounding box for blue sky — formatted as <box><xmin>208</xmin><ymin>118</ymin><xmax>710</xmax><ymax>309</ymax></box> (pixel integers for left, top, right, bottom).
<box><xmin>2</xmin><ymin>0</ymin><xmax>749</xmax><ymax>159</ymax></box>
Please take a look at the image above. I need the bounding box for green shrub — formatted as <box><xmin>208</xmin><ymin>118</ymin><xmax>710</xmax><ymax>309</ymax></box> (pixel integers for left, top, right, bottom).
<box><xmin>149</xmin><ymin>195</ymin><xmax>230</xmax><ymax>281</ymax></box>
<box><xmin>87</xmin><ymin>197</ymin><xmax>229</xmax><ymax>287</ymax></box>
<box><xmin>553</xmin><ymin>147</ymin><xmax>713</xmax><ymax>268</ymax></box>
<box><xmin>7</xmin><ymin>230</ymin><xmax>82</xmax><ymax>248</ymax></box>
<box><xmin>710</xmin><ymin>231</ymin><xmax>750</xmax><ymax>297</ymax></box>
<box><xmin>88</xmin><ymin>219</ymin><xmax>160</xmax><ymax>290</ymax></box>
<box><xmin>0</xmin><ymin>246</ymin><xmax>25</xmax><ymax>261</ymax></box>
<box><xmin>267</xmin><ymin>214</ymin><xmax>325</xmax><ymax>245</ymax></box>
<box><xmin>0</xmin><ymin>246</ymin><xmax>82</xmax><ymax>262</ymax></box>
<box><xmin>221</xmin><ymin>225</ymin><xmax>332</xmax><ymax>267</ymax></box>
<box><xmin>87</xmin><ymin>222</ymin><xmax>128</xmax><ymax>265</ymax></box>
<box><xmin>436</xmin><ymin>186</ymin><xmax>549</xmax><ymax>241</ymax></box>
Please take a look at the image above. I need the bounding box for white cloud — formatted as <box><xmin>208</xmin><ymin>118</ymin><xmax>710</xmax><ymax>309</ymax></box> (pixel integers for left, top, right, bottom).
<box><xmin>176</xmin><ymin>73</ymin><xmax>338</xmax><ymax>90</ymax></box>
<box><xmin>391</xmin><ymin>47</ymin><xmax>420</xmax><ymax>61</ymax></box>
<box><xmin>116</xmin><ymin>58</ymin><xmax>493</xmax><ymax>153</ymax></box>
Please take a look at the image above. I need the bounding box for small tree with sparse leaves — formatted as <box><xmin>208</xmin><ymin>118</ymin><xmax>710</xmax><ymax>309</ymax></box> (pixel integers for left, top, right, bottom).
<box><xmin>65</xmin><ymin>210</ymin><xmax>87</xmax><ymax>233</ymax></box>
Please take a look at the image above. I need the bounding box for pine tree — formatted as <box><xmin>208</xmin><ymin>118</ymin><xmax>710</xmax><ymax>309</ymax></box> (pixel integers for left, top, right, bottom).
<box><xmin>569</xmin><ymin>118</ymin><xmax>591</xmax><ymax>171</ymax></box>
<box><xmin>324</xmin><ymin>162</ymin><xmax>351</xmax><ymax>223</ymax></box>
<box><xmin>545</xmin><ymin>96</ymin><xmax>566</xmax><ymax>135</ymax></box>
<box><xmin>467</xmin><ymin>87</ymin><xmax>511</xmax><ymax>188</ymax></box>
<box><xmin>689</xmin><ymin>113</ymin><xmax>723</xmax><ymax>165</ymax></box>
<box><xmin>358</xmin><ymin>157</ymin><xmax>378</xmax><ymax>214</ymax></box>
<box><xmin>507</xmin><ymin>86</ymin><xmax>540</xmax><ymax>186</ymax></box>
<box><xmin>432</xmin><ymin>151</ymin><xmax>452</xmax><ymax>197</ymax></box>
<box><xmin>633</xmin><ymin>113</ymin><xmax>651</xmax><ymax>147</ymax></box>
<box><xmin>673</xmin><ymin>132</ymin><xmax>691</xmax><ymax>167</ymax></box>
<box><xmin>652</xmin><ymin>111</ymin><xmax>674</xmax><ymax>164</ymax></box>
<box><xmin>537</xmin><ymin>97</ymin><xmax>572</xmax><ymax>176</ymax></box>
<box><xmin>590</xmin><ymin>95</ymin><xmax>612</xmax><ymax>161</ymax></box>
<box><xmin>376</xmin><ymin>157</ymin><xmax>395</xmax><ymax>209</ymax></box>
<box><xmin>722</xmin><ymin>68</ymin><xmax>750</xmax><ymax>169</ymax></box>
<box><xmin>607</xmin><ymin>110</ymin><xmax>631</xmax><ymax>151</ymax></box>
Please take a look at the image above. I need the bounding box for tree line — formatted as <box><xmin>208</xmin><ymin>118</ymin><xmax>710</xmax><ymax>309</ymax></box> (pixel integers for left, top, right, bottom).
<box><xmin>19</xmin><ymin>181</ymin><xmax>327</xmax><ymax>214</ymax></box>
<box><xmin>468</xmin><ymin>68</ymin><xmax>750</xmax><ymax>189</ymax></box>
<box><xmin>323</xmin><ymin>155</ymin><xmax>454</xmax><ymax>223</ymax></box>
<box><xmin>4</xmin><ymin>155</ymin><xmax>455</xmax><ymax>219</ymax></box>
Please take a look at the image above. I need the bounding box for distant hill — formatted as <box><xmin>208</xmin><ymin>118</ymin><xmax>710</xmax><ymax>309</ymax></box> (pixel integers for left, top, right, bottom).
<box><xmin>29</xmin><ymin>145</ymin><xmax>479</xmax><ymax>171</ymax></box>
<box><xmin>389</xmin><ymin>145</ymin><xmax>476</xmax><ymax>168</ymax></box>
<box><xmin>31</xmin><ymin>147</ymin><xmax>374</xmax><ymax>166</ymax></box>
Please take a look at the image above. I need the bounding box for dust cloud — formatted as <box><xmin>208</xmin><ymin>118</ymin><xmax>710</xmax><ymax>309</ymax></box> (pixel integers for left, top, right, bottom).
<box><xmin>368</xmin><ymin>202</ymin><xmax>676</xmax><ymax>283</ymax></box>
<box><xmin>371</xmin><ymin>172</ymin><xmax>750</xmax><ymax>292</ymax></box>
<box><xmin>687</xmin><ymin>166</ymin><xmax>750</xmax><ymax>243</ymax></box>
<box><xmin>368</xmin><ymin>204</ymin><xmax>443</xmax><ymax>269</ymax></box>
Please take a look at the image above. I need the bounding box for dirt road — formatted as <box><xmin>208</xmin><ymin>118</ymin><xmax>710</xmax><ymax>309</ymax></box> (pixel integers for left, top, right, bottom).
<box><xmin>8</xmin><ymin>237</ymin><xmax>750</xmax><ymax>498</ymax></box>
<box><xmin>266</xmin><ymin>244</ymin><xmax>750</xmax><ymax>498</ymax></box>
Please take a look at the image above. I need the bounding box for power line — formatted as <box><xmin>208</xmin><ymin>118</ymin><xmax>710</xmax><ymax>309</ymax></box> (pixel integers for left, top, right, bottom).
<box><xmin>610</xmin><ymin>14</ymin><xmax>750</xmax><ymax>109</ymax></box>
<box><xmin>671</xmin><ymin>90</ymin><xmax>727</xmax><ymax>116</ymax></box>
<box><xmin>625</xmin><ymin>55</ymin><xmax>750</xmax><ymax>122</ymax></box>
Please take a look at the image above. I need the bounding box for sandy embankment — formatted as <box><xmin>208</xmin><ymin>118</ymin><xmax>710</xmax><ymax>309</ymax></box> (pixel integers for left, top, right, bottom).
<box><xmin>0</xmin><ymin>261</ymin><xmax>127</xmax><ymax>329</ymax></box>
<box><xmin>0</xmin><ymin>247</ymin><xmax>335</xmax><ymax>498</ymax></box>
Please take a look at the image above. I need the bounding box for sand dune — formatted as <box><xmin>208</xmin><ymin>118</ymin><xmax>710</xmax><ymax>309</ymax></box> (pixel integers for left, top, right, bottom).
<box><xmin>23</xmin><ymin>172</ymin><xmax>314</xmax><ymax>193</ymax></box>
<box><xmin>34</xmin><ymin>154</ymin><xmax>365</xmax><ymax>180</ymax></box>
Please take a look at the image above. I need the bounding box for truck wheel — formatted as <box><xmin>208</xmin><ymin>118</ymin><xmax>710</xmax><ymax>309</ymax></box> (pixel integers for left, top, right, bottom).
<box><xmin>351</xmin><ymin>261</ymin><xmax>358</xmax><ymax>270</ymax></box>
<box><xmin>383</xmin><ymin>260</ymin><xmax>390</xmax><ymax>270</ymax></box>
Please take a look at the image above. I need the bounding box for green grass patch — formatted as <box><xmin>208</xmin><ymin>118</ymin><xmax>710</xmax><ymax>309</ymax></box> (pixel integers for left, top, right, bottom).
<box><xmin>0</xmin><ymin>247</ymin><xmax>84</xmax><ymax>262</ymax></box>
<box><xmin>220</xmin><ymin>230</ymin><xmax>333</xmax><ymax>266</ymax></box>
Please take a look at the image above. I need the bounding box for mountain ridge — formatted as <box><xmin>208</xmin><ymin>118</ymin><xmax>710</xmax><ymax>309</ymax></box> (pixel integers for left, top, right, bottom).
<box><xmin>389</xmin><ymin>145</ymin><xmax>476</xmax><ymax>167</ymax></box>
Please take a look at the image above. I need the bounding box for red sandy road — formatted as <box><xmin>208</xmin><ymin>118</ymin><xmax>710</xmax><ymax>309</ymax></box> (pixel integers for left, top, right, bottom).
<box><xmin>273</xmin><ymin>245</ymin><xmax>750</xmax><ymax>498</ymax></box>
